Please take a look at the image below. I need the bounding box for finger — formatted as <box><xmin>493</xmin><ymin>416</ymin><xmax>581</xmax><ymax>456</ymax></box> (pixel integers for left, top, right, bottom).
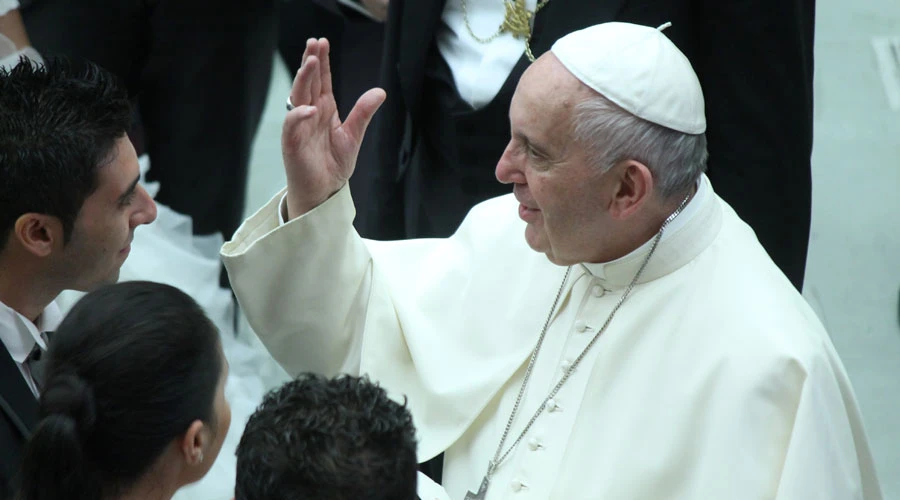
<box><xmin>291</xmin><ymin>56</ymin><xmax>318</xmax><ymax>107</ymax></box>
<box><xmin>300</xmin><ymin>38</ymin><xmax>316</xmax><ymax>68</ymax></box>
<box><xmin>342</xmin><ymin>88</ymin><xmax>387</xmax><ymax>143</ymax></box>
<box><xmin>309</xmin><ymin>48</ymin><xmax>322</xmax><ymax>101</ymax></box>
<box><xmin>282</xmin><ymin>105</ymin><xmax>319</xmax><ymax>144</ymax></box>
<box><xmin>319</xmin><ymin>38</ymin><xmax>333</xmax><ymax>97</ymax></box>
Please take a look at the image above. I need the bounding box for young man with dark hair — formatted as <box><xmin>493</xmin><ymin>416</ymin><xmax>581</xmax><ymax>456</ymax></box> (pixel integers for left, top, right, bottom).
<box><xmin>236</xmin><ymin>373</ymin><xmax>433</xmax><ymax>500</ymax></box>
<box><xmin>0</xmin><ymin>58</ymin><xmax>157</xmax><ymax>497</ymax></box>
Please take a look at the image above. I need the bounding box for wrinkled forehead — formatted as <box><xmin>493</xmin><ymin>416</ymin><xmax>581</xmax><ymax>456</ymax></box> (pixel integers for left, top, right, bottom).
<box><xmin>510</xmin><ymin>54</ymin><xmax>596</xmax><ymax>136</ymax></box>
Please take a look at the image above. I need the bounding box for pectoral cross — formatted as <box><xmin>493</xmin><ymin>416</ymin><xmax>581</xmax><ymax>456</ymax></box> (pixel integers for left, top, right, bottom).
<box><xmin>464</xmin><ymin>475</ymin><xmax>490</xmax><ymax>500</ymax></box>
<box><xmin>500</xmin><ymin>0</ymin><xmax>534</xmax><ymax>40</ymax></box>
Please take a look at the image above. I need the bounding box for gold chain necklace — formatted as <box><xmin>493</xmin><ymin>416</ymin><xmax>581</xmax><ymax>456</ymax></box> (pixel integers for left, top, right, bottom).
<box><xmin>461</xmin><ymin>0</ymin><xmax>551</xmax><ymax>62</ymax></box>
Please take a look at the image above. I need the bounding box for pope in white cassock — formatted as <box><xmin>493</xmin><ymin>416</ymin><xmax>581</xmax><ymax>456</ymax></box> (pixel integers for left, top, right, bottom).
<box><xmin>222</xmin><ymin>23</ymin><xmax>882</xmax><ymax>500</ymax></box>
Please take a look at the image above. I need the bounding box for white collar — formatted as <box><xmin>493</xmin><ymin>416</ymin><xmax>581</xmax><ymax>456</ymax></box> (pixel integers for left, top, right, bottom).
<box><xmin>580</xmin><ymin>174</ymin><xmax>720</xmax><ymax>288</ymax></box>
<box><xmin>0</xmin><ymin>299</ymin><xmax>61</xmax><ymax>363</ymax></box>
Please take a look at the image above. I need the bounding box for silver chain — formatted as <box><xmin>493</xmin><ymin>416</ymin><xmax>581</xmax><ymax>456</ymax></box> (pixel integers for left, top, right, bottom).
<box><xmin>485</xmin><ymin>192</ymin><xmax>692</xmax><ymax>480</ymax></box>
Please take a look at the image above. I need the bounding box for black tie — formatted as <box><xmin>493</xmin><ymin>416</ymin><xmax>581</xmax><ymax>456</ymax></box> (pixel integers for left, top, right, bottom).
<box><xmin>24</xmin><ymin>332</ymin><xmax>51</xmax><ymax>393</ymax></box>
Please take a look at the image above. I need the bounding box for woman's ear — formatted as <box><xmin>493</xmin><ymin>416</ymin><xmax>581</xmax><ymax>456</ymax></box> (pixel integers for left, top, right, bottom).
<box><xmin>179</xmin><ymin>420</ymin><xmax>207</xmax><ymax>466</ymax></box>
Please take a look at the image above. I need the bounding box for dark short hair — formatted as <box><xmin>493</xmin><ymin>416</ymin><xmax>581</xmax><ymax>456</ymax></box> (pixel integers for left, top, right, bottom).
<box><xmin>236</xmin><ymin>374</ymin><xmax>419</xmax><ymax>500</ymax></box>
<box><xmin>0</xmin><ymin>58</ymin><xmax>131</xmax><ymax>251</ymax></box>
<box><xmin>16</xmin><ymin>281</ymin><xmax>223</xmax><ymax>500</ymax></box>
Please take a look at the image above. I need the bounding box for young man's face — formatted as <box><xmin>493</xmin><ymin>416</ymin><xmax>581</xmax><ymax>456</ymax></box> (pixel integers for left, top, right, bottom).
<box><xmin>57</xmin><ymin>136</ymin><xmax>157</xmax><ymax>290</ymax></box>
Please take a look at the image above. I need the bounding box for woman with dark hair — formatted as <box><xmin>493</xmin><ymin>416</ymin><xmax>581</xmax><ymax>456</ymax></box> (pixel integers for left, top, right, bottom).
<box><xmin>16</xmin><ymin>281</ymin><xmax>231</xmax><ymax>500</ymax></box>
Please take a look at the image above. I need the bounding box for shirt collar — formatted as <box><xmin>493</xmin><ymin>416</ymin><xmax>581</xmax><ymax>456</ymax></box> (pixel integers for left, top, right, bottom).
<box><xmin>580</xmin><ymin>174</ymin><xmax>721</xmax><ymax>288</ymax></box>
<box><xmin>0</xmin><ymin>299</ymin><xmax>61</xmax><ymax>364</ymax></box>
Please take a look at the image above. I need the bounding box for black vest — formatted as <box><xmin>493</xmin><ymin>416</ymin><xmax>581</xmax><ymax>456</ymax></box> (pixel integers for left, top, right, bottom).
<box><xmin>402</xmin><ymin>38</ymin><xmax>531</xmax><ymax>236</ymax></box>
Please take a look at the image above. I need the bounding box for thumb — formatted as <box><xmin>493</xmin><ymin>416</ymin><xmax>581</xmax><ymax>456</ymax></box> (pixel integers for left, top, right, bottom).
<box><xmin>341</xmin><ymin>88</ymin><xmax>387</xmax><ymax>144</ymax></box>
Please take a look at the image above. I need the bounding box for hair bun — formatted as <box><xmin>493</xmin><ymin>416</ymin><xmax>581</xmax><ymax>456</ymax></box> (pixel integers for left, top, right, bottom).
<box><xmin>40</xmin><ymin>373</ymin><xmax>98</xmax><ymax>435</ymax></box>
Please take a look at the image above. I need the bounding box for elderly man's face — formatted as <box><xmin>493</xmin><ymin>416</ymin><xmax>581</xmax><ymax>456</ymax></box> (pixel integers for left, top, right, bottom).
<box><xmin>496</xmin><ymin>54</ymin><xmax>618</xmax><ymax>265</ymax></box>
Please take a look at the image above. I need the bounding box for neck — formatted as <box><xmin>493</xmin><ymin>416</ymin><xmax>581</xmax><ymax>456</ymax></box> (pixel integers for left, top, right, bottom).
<box><xmin>0</xmin><ymin>254</ymin><xmax>61</xmax><ymax>323</ymax></box>
<box><xmin>114</xmin><ymin>468</ymin><xmax>182</xmax><ymax>500</ymax></box>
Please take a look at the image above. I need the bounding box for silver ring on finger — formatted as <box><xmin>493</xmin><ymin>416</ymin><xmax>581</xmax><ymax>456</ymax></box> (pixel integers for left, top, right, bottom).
<box><xmin>286</xmin><ymin>95</ymin><xmax>296</xmax><ymax>112</ymax></box>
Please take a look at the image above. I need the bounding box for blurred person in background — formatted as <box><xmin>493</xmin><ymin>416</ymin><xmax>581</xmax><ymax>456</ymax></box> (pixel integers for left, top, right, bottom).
<box><xmin>360</xmin><ymin>0</ymin><xmax>814</xmax><ymax>294</ymax></box>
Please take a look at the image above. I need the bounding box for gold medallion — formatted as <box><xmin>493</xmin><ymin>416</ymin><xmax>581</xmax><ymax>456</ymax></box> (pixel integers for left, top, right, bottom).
<box><xmin>500</xmin><ymin>0</ymin><xmax>535</xmax><ymax>40</ymax></box>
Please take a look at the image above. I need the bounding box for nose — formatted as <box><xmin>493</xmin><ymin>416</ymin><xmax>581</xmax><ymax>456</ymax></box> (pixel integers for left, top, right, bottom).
<box><xmin>495</xmin><ymin>141</ymin><xmax>526</xmax><ymax>185</ymax></box>
<box><xmin>131</xmin><ymin>185</ymin><xmax>158</xmax><ymax>227</ymax></box>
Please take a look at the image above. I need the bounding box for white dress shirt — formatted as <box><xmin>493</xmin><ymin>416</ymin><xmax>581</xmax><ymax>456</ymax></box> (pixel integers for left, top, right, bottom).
<box><xmin>0</xmin><ymin>299</ymin><xmax>61</xmax><ymax>397</ymax></box>
<box><xmin>0</xmin><ymin>0</ymin><xmax>18</xmax><ymax>17</ymax></box>
<box><xmin>437</xmin><ymin>0</ymin><xmax>538</xmax><ymax>109</ymax></box>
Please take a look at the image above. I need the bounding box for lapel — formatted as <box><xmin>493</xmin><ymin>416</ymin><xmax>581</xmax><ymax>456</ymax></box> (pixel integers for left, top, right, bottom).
<box><xmin>395</xmin><ymin>0</ymin><xmax>630</xmax><ymax>112</ymax></box>
<box><xmin>0</xmin><ymin>347</ymin><xmax>38</xmax><ymax>441</ymax></box>
<box><xmin>396</xmin><ymin>0</ymin><xmax>448</xmax><ymax>116</ymax></box>
<box><xmin>530</xmin><ymin>0</ymin><xmax>628</xmax><ymax>56</ymax></box>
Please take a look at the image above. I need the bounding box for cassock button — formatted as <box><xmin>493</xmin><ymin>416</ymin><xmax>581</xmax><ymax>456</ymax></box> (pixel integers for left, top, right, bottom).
<box><xmin>574</xmin><ymin>320</ymin><xmax>588</xmax><ymax>333</ymax></box>
<box><xmin>545</xmin><ymin>398</ymin><xmax>559</xmax><ymax>412</ymax></box>
<box><xmin>511</xmin><ymin>479</ymin><xmax>527</xmax><ymax>492</ymax></box>
<box><xmin>528</xmin><ymin>437</ymin><xmax>542</xmax><ymax>451</ymax></box>
<box><xmin>592</xmin><ymin>285</ymin><xmax>606</xmax><ymax>297</ymax></box>
<box><xmin>561</xmin><ymin>360</ymin><xmax>573</xmax><ymax>373</ymax></box>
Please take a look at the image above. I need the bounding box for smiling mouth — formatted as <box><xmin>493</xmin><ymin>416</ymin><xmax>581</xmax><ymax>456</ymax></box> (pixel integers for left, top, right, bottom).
<box><xmin>518</xmin><ymin>203</ymin><xmax>541</xmax><ymax>222</ymax></box>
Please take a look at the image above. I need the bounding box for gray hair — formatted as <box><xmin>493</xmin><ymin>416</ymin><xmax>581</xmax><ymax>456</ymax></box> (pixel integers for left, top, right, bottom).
<box><xmin>571</xmin><ymin>93</ymin><xmax>708</xmax><ymax>199</ymax></box>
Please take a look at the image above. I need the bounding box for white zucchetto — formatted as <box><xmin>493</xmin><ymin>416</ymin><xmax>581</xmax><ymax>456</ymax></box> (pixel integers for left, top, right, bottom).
<box><xmin>551</xmin><ymin>22</ymin><xmax>707</xmax><ymax>134</ymax></box>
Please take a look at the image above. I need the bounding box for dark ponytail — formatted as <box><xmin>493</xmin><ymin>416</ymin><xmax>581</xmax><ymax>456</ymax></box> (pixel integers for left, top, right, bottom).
<box><xmin>16</xmin><ymin>281</ymin><xmax>222</xmax><ymax>500</ymax></box>
<box><xmin>17</xmin><ymin>376</ymin><xmax>101</xmax><ymax>500</ymax></box>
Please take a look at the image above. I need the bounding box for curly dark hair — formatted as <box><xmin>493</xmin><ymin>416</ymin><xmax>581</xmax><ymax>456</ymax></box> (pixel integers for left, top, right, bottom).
<box><xmin>236</xmin><ymin>373</ymin><xmax>419</xmax><ymax>500</ymax></box>
<box><xmin>0</xmin><ymin>58</ymin><xmax>131</xmax><ymax>251</ymax></box>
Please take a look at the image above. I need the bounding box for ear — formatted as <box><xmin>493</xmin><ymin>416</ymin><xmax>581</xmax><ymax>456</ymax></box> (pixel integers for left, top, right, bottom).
<box><xmin>13</xmin><ymin>214</ymin><xmax>64</xmax><ymax>257</ymax></box>
<box><xmin>608</xmin><ymin>160</ymin><xmax>654</xmax><ymax>219</ymax></box>
<box><xmin>179</xmin><ymin>420</ymin><xmax>208</xmax><ymax>467</ymax></box>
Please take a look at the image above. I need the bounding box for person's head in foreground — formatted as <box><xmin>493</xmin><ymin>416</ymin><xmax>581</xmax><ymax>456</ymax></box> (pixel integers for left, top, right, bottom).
<box><xmin>235</xmin><ymin>373</ymin><xmax>418</xmax><ymax>500</ymax></box>
<box><xmin>0</xmin><ymin>59</ymin><xmax>157</xmax><ymax>319</ymax></box>
<box><xmin>16</xmin><ymin>281</ymin><xmax>231</xmax><ymax>500</ymax></box>
<box><xmin>496</xmin><ymin>22</ymin><xmax>708</xmax><ymax>265</ymax></box>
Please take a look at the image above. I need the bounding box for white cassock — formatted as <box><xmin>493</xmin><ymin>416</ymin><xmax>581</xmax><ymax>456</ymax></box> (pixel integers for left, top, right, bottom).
<box><xmin>222</xmin><ymin>174</ymin><xmax>882</xmax><ymax>499</ymax></box>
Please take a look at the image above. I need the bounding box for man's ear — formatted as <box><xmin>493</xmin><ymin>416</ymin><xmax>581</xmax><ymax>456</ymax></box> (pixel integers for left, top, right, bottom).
<box><xmin>608</xmin><ymin>160</ymin><xmax>653</xmax><ymax>220</ymax></box>
<box><xmin>13</xmin><ymin>213</ymin><xmax>64</xmax><ymax>257</ymax></box>
<box><xmin>179</xmin><ymin>420</ymin><xmax>208</xmax><ymax>467</ymax></box>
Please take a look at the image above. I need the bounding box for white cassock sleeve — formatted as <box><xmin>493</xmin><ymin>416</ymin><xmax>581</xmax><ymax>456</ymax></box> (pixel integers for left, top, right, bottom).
<box><xmin>223</xmin><ymin>183</ymin><xmax>559</xmax><ymax>460</ymax></box>
<box><xmin>774</xmin><ymin>350</ymin><xmax>882</xmax><ymax>499</ymax></box>
<box><xmin>223</xmin><ymin>185</ymin><xmax>371</xmax><ymax>377</ymax></box>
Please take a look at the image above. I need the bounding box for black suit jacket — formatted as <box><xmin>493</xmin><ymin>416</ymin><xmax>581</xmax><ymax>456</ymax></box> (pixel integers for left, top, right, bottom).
<box><xmin>369</xmin><ymin>0</ymin><xmax>815</xmax><ymax>291</ymax></box>
<box><xmin>0</xmin><ymin>349</ymin><xmax>38</xmax><ymax>499</ymax></box>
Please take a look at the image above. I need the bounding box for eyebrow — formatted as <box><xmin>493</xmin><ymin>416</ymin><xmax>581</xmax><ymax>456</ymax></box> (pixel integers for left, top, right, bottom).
<box><xmin>117</xmin><ymin>175</ymin><xmax>141</xmax><ymax>206</ymax></box>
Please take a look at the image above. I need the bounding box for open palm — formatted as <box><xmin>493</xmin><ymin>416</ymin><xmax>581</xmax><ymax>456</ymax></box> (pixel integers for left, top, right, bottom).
<box><xmin>282</xmin><ymin>38</ymin><xmax>386</xmax><ymax>219</ymax></box>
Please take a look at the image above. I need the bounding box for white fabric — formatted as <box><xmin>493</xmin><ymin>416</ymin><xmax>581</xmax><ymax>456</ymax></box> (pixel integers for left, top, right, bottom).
<box><xmin>223</xmin><ymin>176</ymin><xmax>882</xmax><ymax>499</ymax></box>
<box><xmin>0</xmin><ymin>300</ymin><xmax>60</xmax><ymax>397</ymax></box>
<box><xmin>0</xmin><ymin>0</ymin><xmax>18</xmax><ymax>17</ymax></box>
<box><xmin>417</xmin><ymin>471</ymin><xmax>451</xmax><ymax>500</ymax></box>
<box><xmin>437</xmin><ymin>0</ymin><xmax>536</xmax><ymax>109</ymax></box>
<box><xmin>552</xmin><ymin>22</ymin><xmax>707</xmax><ymax>134</ymax></box>
<box><xmin>56</xmin><ymin>156</ymin><xmax>287</xmax><ymax>500</ymax></box>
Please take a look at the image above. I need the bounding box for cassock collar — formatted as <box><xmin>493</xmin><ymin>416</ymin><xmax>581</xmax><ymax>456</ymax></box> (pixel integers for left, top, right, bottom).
<box><xmin>580</xmin><ymin>174</ymin><xmax>721</xmax><ymax>289</ymax></box>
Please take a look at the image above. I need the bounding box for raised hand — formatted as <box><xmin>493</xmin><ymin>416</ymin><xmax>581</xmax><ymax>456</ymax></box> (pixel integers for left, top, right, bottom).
<box><xmin>282</xmin><ymin>38</ymin><xmax>386</xmax><ymax>220</ymax></box>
